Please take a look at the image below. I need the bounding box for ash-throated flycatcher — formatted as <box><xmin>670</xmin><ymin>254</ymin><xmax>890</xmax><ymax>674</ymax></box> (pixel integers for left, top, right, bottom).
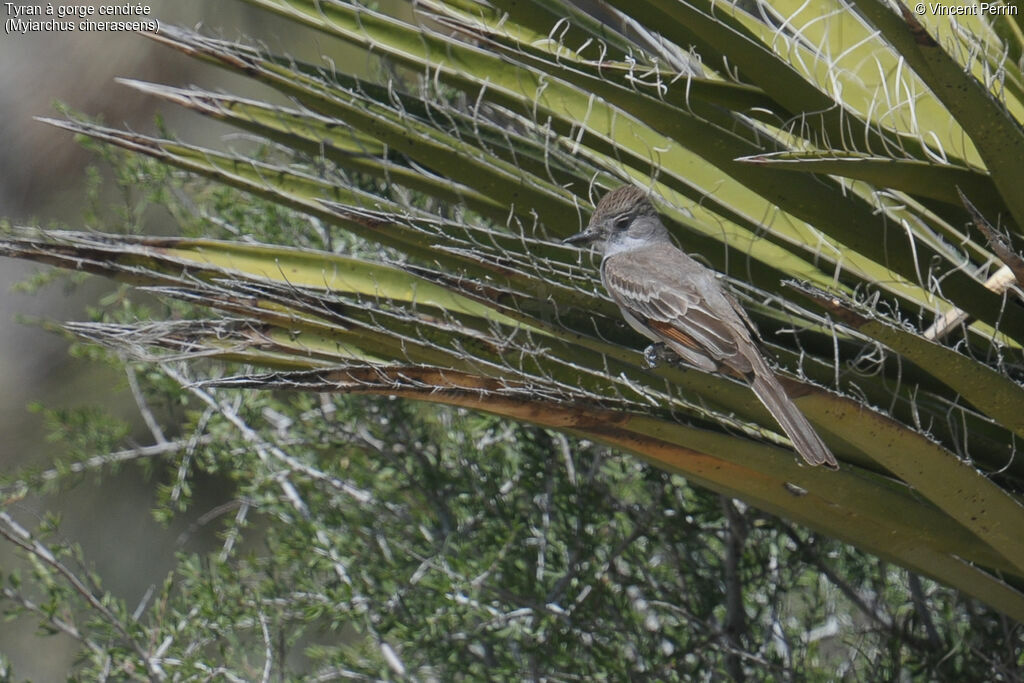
<box><xmin>564</xmin><ymin>186</ymin><xmax>837</xmax><ymax>469</ymax></box>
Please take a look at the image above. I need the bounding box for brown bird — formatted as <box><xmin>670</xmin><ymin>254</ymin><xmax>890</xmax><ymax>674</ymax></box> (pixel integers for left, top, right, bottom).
<box><xmin>564</xmin><ymin>186</ymin><xmax>837</xmax><ymax>469</ymax></box>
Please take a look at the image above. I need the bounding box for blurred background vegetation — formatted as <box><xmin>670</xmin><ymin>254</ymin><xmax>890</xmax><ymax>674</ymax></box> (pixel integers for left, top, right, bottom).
<box><xmin>0</xmin><ymin>2</ymin><xmax>367</xmax><ymax>676</ymax></box>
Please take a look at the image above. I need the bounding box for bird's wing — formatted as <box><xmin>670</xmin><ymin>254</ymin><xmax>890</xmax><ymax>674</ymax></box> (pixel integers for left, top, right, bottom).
<box><xmin>601</xmin><ymin>246</ymin><xmax>752</xmax><ymax>375</ymax></box>
<box><xmin>602</xmin><ymin>246</ymin><xmax>837</xmax><ymax>468</ymax></box>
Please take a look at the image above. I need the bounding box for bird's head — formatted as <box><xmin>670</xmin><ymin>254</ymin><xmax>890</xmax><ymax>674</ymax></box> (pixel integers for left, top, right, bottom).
<box><xmin>563</xmin><ymin>186</ymin><xmax>670</xmax><ymax>254</ymax></box>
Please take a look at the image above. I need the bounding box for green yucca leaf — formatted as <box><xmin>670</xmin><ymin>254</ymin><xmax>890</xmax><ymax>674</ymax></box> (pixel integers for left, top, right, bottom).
<box><xmin>795</xmin><ymin>281</ymin><xmax>1024</xmax><ymax>439</ymax></box>
<box><xmin>740</xmin><ymin>152</ymin><xmax>1008</xmax><ymax>219</ymax></box>
<box><xmin>854</xmin><ymin>0</ymin><xmax>1024</xmax><ymax>230</ymax></box>
<box><xmin>117</xmin><ymin>81</ymin><xmax>510</xmax><ymax>223</ymax></box>
<box><xmin>229</xmin><ymin>1</ymin><xmax>1024</xmax><ymax>346</ymax></box>
<box><xmin>7</xmin><ymin>227</ymin><xmax>1024</xmax><ymax>593</ymax></box>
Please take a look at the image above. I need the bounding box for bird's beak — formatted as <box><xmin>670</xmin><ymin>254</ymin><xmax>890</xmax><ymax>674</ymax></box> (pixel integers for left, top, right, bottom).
<box><xmin>562</xmin><ymin>225</ymin><xmax>598</xmax><ymax>246</ymax></box>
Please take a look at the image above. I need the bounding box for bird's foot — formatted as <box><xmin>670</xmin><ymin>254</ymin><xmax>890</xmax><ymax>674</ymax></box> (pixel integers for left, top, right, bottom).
<box><xmin>644</xmin><ymin>343</ymin><xmax>672</xmax><ymax>368</ymax></box>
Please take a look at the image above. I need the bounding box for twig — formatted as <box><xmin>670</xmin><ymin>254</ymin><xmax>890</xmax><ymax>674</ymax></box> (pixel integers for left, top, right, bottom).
<box><xmin>124</xmin><ymin>359</ymin><xmax>167</xmax><ymax>445</ymax></box>
<box><xmin>722</xmin><ymin>497</ymin><xmax>749</xmax><ymax>682</ymax></box>
<box><xmin>958</xmin><ymin>188</ymin><xmax>1024</xmax><ymax>288</ymax></box>
<box><xmin>923</xmin><ymin>190</ymin><xmax>1024</xmax><ymax>340</ymax></box>
<box><xmin>1</xmin><ymin>438</ymin><xmax>214</xmax><ymax>498</ymax></box>
<box><xmin>258</xmin><ymin>609</ymin><xmax>273</xmax><ymax>683</ymax></box>
<box><xmin>777</xmin><ymin>521</ymin><xmax>932</xmax><ymax>651</ymax></box>
<box><xmin>0</xmin><ymin>512</ymin><xmax>165</xmax><ymax>680</ymax></box>
<box><xmin>907</xmin><ymin>573</ymin><xmax>942</xmax><ymax>651</ymax></box>
<box><xmin>1</xmin><ymin>586</ymin><xmax>100</xmax><ymax>653</ymax></box>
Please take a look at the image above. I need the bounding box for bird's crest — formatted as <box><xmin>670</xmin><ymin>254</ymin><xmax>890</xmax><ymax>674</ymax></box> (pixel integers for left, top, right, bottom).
<box><xmin>593</xmin><ymin>186</ymin><xmax>655</xmax><ymax>219</ymax></box>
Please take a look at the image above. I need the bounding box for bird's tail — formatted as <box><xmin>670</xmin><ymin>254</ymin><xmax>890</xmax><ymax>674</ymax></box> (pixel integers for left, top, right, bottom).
<box><xmin>746</xmin><ymin>356</ymin><xmax>837</xmax><ymax>469</ymax></box>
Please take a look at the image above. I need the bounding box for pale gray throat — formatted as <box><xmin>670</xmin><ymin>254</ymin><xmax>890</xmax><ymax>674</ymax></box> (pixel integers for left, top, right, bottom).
<box><xmin>601</xmin><ymin>233</ymin><xmax>658</xmax><ymax>257</ymax></box>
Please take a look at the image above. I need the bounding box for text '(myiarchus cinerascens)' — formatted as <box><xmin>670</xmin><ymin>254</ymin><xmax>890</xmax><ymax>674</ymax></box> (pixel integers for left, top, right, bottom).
<box><xmin>564</xmin><ymin>186</ymin><xmax>837</xmax><ymax>469</ymax></box>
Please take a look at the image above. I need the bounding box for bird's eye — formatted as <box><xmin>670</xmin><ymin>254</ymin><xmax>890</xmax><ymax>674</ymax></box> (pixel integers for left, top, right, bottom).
<box><xmin>613</xmin><ymin>215</ymin><xmax>631</xmax><ymax>231</ymax></box>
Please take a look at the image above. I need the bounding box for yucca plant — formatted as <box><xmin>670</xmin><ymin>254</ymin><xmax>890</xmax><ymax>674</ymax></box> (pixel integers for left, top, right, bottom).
<box><xmin>2</xmin><ymin>0</ymin><xmax>1024</xmax><ymax>676</ymax></box>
